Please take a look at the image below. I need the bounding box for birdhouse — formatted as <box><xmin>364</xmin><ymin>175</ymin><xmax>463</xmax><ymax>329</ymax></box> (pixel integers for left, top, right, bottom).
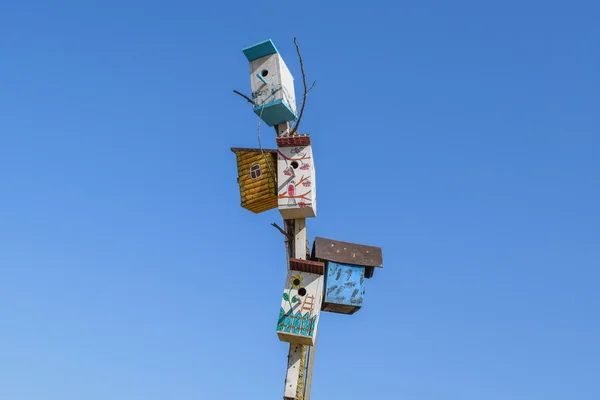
<box><xmin>277</xmin><ymin>135</ymin><xmax>316</xmax><ymax>219</ymax></box>
<box><xmin>242</xmin><ymin>39</ymin><xmax>297</xmax><ymax>127</ymax></box>
<box><xmin>231</xmin><ymin>147</ymin><xmax>278</xmax><ymax>214</ymax></box>
<box><xmin>277</xmin><ymin>258</ymin><xmax>325</xmax><ymax>346</ymax></box>
<box><xmin>311</xmin><ymin>237</ymin><xmax>383</xmax><ymax>315</ymax></box>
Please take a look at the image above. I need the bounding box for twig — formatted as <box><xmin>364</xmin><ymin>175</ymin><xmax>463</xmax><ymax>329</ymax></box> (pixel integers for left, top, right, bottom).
<box><xmin>271</xmin><ymin>222</ymin><xmax>290</xmax><ymax>237</ymax></box>
<box><xmin>233</xmin><ymin>90</ymin><xmax>255</xmax><ymax>105</ymax></box>
<box><xmin>294</xmin><ymin>80</ymin><xmax>316</xmax><ymax>122</ymax></box>
<box><xmin>289</xmin><ymin>37</ymin><xmax>314</xmax><ymax>136</ymax></box>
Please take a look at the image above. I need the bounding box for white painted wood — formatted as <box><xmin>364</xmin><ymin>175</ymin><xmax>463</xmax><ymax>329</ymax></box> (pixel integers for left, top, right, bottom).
<box><xmin>277</xmin><ymin>270</ymin><xmax>324</xmax><ymax>346</ymax></box>
<box><xmin>277</xmin><ymin>145</ymin><xmax>317</xmax><ymax>219</ymax></box>
<box><xmin>278</xmin><ymin>56</ymin><xmax>297</xmax><ymax>112</ymax></box>
<box><xmin>249</xmin><ymin>53</ymin><xmax>297</xmax><ymax>111</ymax></box>
<box><xmin>276</xmin><ymin>122</ymin><xmax>291</xmax><ymax>137</ymax></box>
<box><xmin>294</xmin><ymin>219</ymin><xmax>307</xmax><ymax>260</ymax></box>
<box><xmin>284</xmin><ymin>343</ymin><xmax>303</xmax><ymax>399</ymax></box>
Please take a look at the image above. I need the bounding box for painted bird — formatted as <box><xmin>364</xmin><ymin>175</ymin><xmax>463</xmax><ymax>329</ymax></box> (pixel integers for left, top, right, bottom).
<box><xmin>287</xmin><ymin>180</ymin><xmax>297</xmax><ymax>207</ymax></box>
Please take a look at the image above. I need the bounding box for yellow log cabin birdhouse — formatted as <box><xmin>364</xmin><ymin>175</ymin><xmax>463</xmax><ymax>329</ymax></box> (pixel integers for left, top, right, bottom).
<box><xmin>231</xmin><ymin>147</ymin><xmax>278</xmax><ymax>213</ymax></box>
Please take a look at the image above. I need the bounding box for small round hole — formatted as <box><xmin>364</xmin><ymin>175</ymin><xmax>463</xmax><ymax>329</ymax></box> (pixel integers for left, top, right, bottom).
<box><xmin>291</xmin><ymin>161</ymin><xmax>299</xmax><ymax>169</ymax></box>
<box><xmin>261</xmin><ymin>69</ymin><xmax>268</xmax><ymax>77</ymax></box>
<box><xmin>298</xmin><ymin>288</ymin><xmax>307</xmax><ymax>296</ymax></box>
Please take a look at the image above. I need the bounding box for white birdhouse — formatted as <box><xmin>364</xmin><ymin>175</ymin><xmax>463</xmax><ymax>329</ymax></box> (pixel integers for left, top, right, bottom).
<box><xmin>243</xmin><ymin>39</ymin><xmax>297</xmax><ymax>127</ymax></box>
<box><xmin>276</xmin><ymin>259</ymin><xmax>325</xmax><ymax>346</ymax></box>
<box><xmin>276</xmin><ymin>135</ymin><xmax>317</xmax><ymax>219</ymax></box>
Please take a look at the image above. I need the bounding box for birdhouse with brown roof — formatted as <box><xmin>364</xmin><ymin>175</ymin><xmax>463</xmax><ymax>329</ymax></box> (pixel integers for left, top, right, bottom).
<box><xmin>231</xmin><ymin>147</ymin><xmax>278</xmax><ymax>214</ymax></box>
<box><xmin>277</xmin><ymin>134</ymin><xmax>316</xmax><ymax>219</ymax></box>
<box><xmin>311</xmin><ymin>237</ymin><xmax>384</xmax><ymax>315</ymax></box>
<box><xmin>276</xmin><ymin>258</ymin><xmax>325</xmax><ymax>346</ymax></box>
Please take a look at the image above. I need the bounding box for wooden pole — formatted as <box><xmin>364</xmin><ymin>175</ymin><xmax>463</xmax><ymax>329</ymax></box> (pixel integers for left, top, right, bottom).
<box><xmin>304</xmin><ymin>341</ymin><xmax>316</xmax><ymax>400</ymax></box>
<box><xmin>282</xmin><ymin>218</ymin><xmax>310</xmax><ymax>400</ymax></box>
<box><xmin>275</xmin><ymin>120</ymin><xmax>315</xmax><ymax>400</ymax></box>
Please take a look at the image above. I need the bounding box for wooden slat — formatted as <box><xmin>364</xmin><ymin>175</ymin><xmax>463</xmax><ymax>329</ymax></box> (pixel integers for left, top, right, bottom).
<box><xmin>239</xmin><ymin>177</ymin><xmax>276</xmax><ymax>192</ymax></box>
<box><xmin>289</xmin><ymin>258</ymin><xmax>325</xmax><ymax>275</ymax></box>
<box><xmin>244</xmin><ymin>197</ymin><xmax>277</xmax><ymax>211</ymax></box>
<box><xmin>231</xmin><ymin>147</ymin><xmax>277</xmax><ymax>154</ymax></box>
<box><xmin>238</xmin><ymin>155</ymin><xmax>275</xmax><ymax>170</ymax></box>
<box><xmin>242</xmin><ymin>195</ymin><xmax>276</xmax><ymax>206</ymax></box>
<box><xmin>242</xmin><ymin>192</ymin><xmax>276</xmax><ymax>202</ymax></box>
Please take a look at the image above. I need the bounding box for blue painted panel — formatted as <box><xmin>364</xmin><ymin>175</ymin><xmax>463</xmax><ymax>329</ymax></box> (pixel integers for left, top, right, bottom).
<box><xmin>253</xmin><ymin>99</ymin><xmax>297</xmax><ymax>126</ymax></box>
<box><xmin>242</xmin><ymin>39</ymin><xmax>278</xmax><ymax>62</ymax></box>
<box><xmin>324</xmin><ymin>262</ymin><xmax>365</xmax><ymax>307</ymax></box>
<box><xmin>277</xmin><ymin>309</ymin><xmax>318</xmax><ymax>337</ymax></box>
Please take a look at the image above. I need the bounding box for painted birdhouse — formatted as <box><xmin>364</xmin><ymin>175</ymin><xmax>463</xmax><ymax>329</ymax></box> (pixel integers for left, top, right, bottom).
<box><xmin>277</xmin><ymin>135</ymin><xmax>316</xmax><ymax>219</ymax></box>
<box><xmin>242</xmin><ymin>39</ymin><xmax>297</xmax><ymax>127</ymax></box>
<box><xmin>277</xmin><ymin>258</ymin><xmax>325</xmax><ymax>346</ymax></box>
<box><xmin>231</xmin><ymin>147</ymin><xmax>278</xmax><ymax>214</ymax></box>
<box><xmin>311</xmin><ymin>237</ymin><xmax>383</xmax><ymax>315</ymax></box>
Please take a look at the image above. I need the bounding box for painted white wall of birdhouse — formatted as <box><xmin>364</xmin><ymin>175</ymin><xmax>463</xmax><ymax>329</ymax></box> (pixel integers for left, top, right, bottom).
<box><xmin>278</xmin><ymin>56</ymin><xmax>297</xmax><ymax>113</ymax></box>
<box><xmin>276</xmin><ymin>270</ymin><xmax>324</xmax><ymax>346</ymax></box>
<box><xmin>277</xmin><ymin>145</ymin><xmax>316</xmax><ymax>219</ymax></box>
<box><xmin>249</xmin><ymin>54</ymin><xmax>296</xmax><ymax>111</ymax></box>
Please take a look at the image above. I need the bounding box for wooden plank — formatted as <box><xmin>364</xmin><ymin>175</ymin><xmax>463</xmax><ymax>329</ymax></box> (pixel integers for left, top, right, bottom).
<box><xmin>304</xmin><ymin>342</ymin><xmax>316</xmax><ymax>400</ymax></box>
<box><xmin>276</xmin><ymin>122</ymin><xmax>291</xmax><ymax>137</ymax></box>
<box><xmin>289</xmin><ymin>258</ymin><xmax>325</xmax><ymax>275</ymax></box>
<box><xmin>294</xmin><ymin>219</ymin><xmax>307</xmax><ymax>261</ymax></box>
<box><xmin>230</xmin><ymin>147</ymin><xmax>277</xmax><ymax>154</ymax></box>
<box><xmin>312</xmin><ymin>237</ymin><xmax>383</xmax><ymax>268</ymax></box>
<box><xmin>244</xmin><ymin>199</ymin><xmax>277</xmax><ymax>214</ymax></box>
<box><xmin>284</xmin><ymin>343</ymin><xmax>303</xmax><ymax>399</ymax></box>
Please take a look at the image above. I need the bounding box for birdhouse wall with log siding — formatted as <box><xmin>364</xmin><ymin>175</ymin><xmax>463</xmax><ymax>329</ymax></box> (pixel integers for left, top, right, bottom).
<box><xmin>231</xmin><ymin>148</ymin><xmax>278</xmax><ymax>214</ymax></box>
<box><xmin>277</xmin><ymin>258</ymin><xmax>325</xmax><ymax>346</ymax></box>
<box><xmin>311</xmin><ymin>237</ymin><xmax>383</xmax><ymax>315</ymax></box>
<box><xmin>243</xmin><ymin>39</ymin><xmax>297</xmax><ymax>127</ymax></box>
<box><xmin>277</xmin><ymin>135</ymin><xmax>316</xmax><ymax>219</ymax></box>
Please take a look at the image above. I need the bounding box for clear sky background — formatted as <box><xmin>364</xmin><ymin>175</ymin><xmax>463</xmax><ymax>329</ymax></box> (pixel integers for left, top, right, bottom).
<box><xmin>1</xmin><ymin>1</ymin><xmax>599</xmax><ymax>399</ymax></box>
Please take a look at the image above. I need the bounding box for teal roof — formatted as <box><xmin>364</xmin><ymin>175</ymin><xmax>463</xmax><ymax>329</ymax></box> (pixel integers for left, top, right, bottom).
<box><xmin>242</xmin><ymin>39</ymin><xmax>278</xmax><ymax>62</ymax></box>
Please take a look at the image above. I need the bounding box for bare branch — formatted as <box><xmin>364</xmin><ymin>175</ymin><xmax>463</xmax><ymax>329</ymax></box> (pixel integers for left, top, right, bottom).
<box><xmin>295</xmin><ymin>80</ymin><xmax>316</xmax><ymax>120</ymax></box>
<box><xmin>289</xmin><ymin>37</ymin><xmax>314</xmax><ymax>136</ymax></box>
<box><xmin>271</xmin><ymin>222</ymin><xmax>290</xmax><ymax>237</ymax></box>
<box><xmin>233</xmin><ymin>89</ymin><xmax>255</xmax><ymax>105</ymax></box>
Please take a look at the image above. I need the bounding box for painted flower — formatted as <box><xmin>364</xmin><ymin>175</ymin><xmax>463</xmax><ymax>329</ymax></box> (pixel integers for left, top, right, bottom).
<box><xmin>300</xmin><ymin>163</ymin><xmax>310</xmax><ymax>170</ymax></box>
<box><xmin>290</xmin><ymin>275</ymin><xmax>303</xmax><ymax>289</ymax></box>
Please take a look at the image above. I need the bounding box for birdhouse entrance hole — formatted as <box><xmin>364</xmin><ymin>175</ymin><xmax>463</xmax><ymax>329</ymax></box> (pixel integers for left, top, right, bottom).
<box><xmin>261</xmin><ymin>69</ymin><xmax>269</xmax><ymax>77</ymax></box>
<box><xmin>291</xmin><ymin>161</ymin><xmax>299</xmax><ymax>169</ymax></box>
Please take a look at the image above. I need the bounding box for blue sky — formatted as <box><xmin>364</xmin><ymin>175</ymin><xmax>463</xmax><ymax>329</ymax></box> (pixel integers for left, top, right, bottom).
<box><xmin>1</xmin><ymin>1</ymin><xmax>599</xmax><ymax>399</ymax></box>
